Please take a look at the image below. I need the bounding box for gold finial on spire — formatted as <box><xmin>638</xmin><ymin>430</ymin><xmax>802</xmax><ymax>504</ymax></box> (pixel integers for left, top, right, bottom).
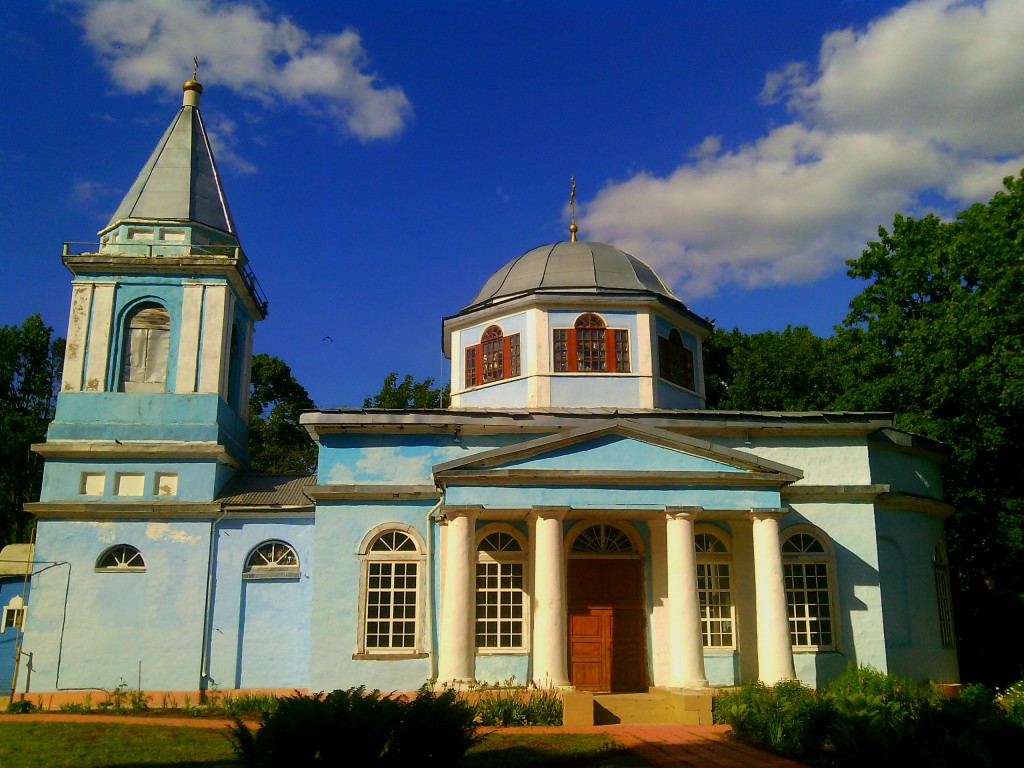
<box><xmin>183</xmin><ymin>55</ymin><xmax>204</xmax><ymax>106</ymax></box>
<box><xmin>569</xmin><ymin>176</ymin><xmax>578</xmax><ymax>242</ymax></box>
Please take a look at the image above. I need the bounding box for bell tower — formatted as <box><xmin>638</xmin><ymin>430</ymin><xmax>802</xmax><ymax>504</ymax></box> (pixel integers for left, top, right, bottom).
<box><xmin>41</xmin><ymin>71</ymin><xmax>266</xmax><ymax>498</ymax></box>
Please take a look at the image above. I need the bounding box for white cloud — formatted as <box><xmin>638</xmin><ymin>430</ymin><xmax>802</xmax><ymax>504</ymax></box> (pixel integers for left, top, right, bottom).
<box><xmin>580</xmin><ymin>0</ymin><xmax>1024</xmax><ymax>299</ymax></box>
<box><xmin>69</xmin><ymin>177</ymin><xmax>119</xmax><ymax>209</ymax></box>
<box><xmin>75</xmin><ymin>0</ymin><xmax>412</xmax><ymax>141</ymax></box>
<box><xmin>203</xmin><ymin>112</ymin><xmax>257</xmax><ymax>175</ymax></box>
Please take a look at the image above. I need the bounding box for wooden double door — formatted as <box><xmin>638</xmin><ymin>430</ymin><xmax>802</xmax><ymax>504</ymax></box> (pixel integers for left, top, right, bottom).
<box><xmin>567</xmin><ymin>558</ymin><xmax>647</xmax><ymax>692</ymax></box>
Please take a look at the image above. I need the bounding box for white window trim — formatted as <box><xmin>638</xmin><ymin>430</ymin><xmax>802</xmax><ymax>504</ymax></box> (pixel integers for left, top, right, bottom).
<box><xmin>781</xmin><ymin>525</ymin><xmax>839</xmax><ymax>653</ymax></box>
<box><xmin>2</xmin><ymin>595</ymin><xmax>26</xmax><ymax>634</ymax></box>
<box><xmin>354</xmin><ymin>523</ymin><xmax>427</xmax><ymax>659</ymax></box>
<box><xmin>475</xmin><ymin>524</ymin><xmax>530</xmax><ymax>655</ymax></box>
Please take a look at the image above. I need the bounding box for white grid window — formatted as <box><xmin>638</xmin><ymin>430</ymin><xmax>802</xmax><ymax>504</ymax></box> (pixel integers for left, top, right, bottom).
<box><xmin>695</xmin><ymin>532</ymin><xmax>734</xmax><ymax>648</ymax></box>
<box><xmin>782</xmin><ymin>532</ymin><xmax>835</xmax><ymax>649</ymax></box>
<box><xmin>476</xmin><ymin>530</ymin><xmax>527</xmax><ymax>650</ymax></box>
<box><xmin>363</xmin><ymin>530</ymin><xmax>419</xmax><ymax>651</ymax></box>
<box><xmin>934</xmin><ymin>545</ymin><xmax>956</xmax><ymax>649</ymax></box>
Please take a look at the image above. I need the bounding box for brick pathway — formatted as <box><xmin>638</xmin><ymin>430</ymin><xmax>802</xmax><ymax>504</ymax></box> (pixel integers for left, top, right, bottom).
<box><xmin>495</xmin><ymin>724</ymin><xmax>808</xmax><ymax>767</ymax></box>
<box><xmin>0</xmin><ymin>715</ymin><xmax>807</xmax><ymax>766</ymax></box>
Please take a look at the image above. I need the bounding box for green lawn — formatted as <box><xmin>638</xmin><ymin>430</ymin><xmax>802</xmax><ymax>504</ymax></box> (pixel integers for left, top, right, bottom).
<box><xmin>0</xmin><ymin>721</ymin><xmax>649</xmax><ymax>767</ymax></box>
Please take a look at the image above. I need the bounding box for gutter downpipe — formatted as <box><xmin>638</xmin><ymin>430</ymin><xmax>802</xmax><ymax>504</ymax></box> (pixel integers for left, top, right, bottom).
<box><xmin>425</xmin><ymin>494</ymin><xmax>444</xmax><ymax>683</ymax></box>
<box><xmin>199</xmin><ymin>509</ymin><xmax>227</xmax><ymax>692</ymax></box>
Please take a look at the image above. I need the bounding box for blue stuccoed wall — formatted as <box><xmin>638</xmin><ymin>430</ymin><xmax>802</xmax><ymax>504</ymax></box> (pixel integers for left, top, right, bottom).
<box><xmin>206</xmin><ymin>519</ymin><xmax>315</xmax><ymax>690</ymax></box>
<box><xmin>42</xmin><ymin>459</ymin><xmax>223</xmax><ymax>503</ymax></box>
<box><xmin>309</xmin><ymin>500</ymin><xmax>436</xmax><ymax>692</ymax></box>
<box><xmin>495</xmin><ymin>434</ymin><xmax>745</xmax><ymax>472</ymax></box>
<box><xmin>21</xmin><ymin>519</ymin><xmax>211</xmax><ymax>691</ymax></box>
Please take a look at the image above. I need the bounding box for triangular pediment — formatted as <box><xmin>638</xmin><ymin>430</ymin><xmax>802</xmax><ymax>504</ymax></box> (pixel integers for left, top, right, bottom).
<box><xmin>433</xmin><ymin>419</ymin><xmax>802</xmax><ymax>486</ymax></box>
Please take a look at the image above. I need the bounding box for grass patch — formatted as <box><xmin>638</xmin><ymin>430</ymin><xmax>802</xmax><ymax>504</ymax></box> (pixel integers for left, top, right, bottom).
<box><xmin>0</xmin><ymin>722</ymin><xmax>648</xmax><ymax>767</ymax></box>
<box><xmin>0</xmin><ymin>722</ymin><xmax>239</xmax><ymax>767</ymax></box>
<box><xmin>465</xmin><ymin>732</ymin><xmax>648</xmax><ymax>767</ymax></box>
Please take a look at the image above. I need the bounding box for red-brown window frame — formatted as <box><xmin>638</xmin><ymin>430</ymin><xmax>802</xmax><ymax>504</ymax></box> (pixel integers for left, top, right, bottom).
<box><xmin>465</xmin><ymin>325</ymin><xmax>521</xmax><ymax>388</ymax></box>
<box><xmin>658</xmin><ymin>328</ymin><xmax>695</xmax><ymax>390</ymax></box>
<box><xmin>553</xmin><ymin>313</ymin><xmax>630</xmax><ymax>373</ymax></box>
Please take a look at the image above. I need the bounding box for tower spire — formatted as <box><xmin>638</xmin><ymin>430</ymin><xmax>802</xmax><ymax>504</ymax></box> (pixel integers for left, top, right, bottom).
<box><xmin>569</xmin><ymin>176</ymin><xmax>578</xmax><ymax>242</ymax></box>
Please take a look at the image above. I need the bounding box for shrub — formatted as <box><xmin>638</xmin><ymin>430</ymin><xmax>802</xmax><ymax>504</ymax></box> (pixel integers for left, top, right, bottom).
<box><xmin>714</xmin><ymin>679</ymin><xmax>830</xmax><ymax>760</ymax></box>
<box><xmin>910</xmin><ymin>684</ymin><xmax>1024</xmax><ymax>768</ymax></box>
<box><xmin>5</xmin><ymin>699</ymin><xmax>36</xmax><ymax>714</ymax></box>
<box><xmin>997</xmin><ymin>679</ymin><xmax>1024</xmax><ymax>726</ymax></box>
<box><xmin>229</xmin><ymin>686</ymin><xmax>477</xmax><ymax>767</ymax></box>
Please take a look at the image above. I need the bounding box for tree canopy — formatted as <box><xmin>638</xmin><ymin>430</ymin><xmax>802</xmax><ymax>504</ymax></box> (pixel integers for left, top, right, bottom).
<box><xmin>247</xmin><ymin>353</ymin><xmax>317</xmax><ymax>473</ymax></box>
<box><xmin>830</xmin><ymin>172</ymin><xmax>1024</xmax><ymax>683</ymax></box>
<box><xmin>363</xmin><ymin>372</ymin><xmax>449</xmax><ymax>409</ymax></box>
<box><xmin>0</xmin><ymin>315</ymin><xmax>64</xmax><ymax>546</ymax></box>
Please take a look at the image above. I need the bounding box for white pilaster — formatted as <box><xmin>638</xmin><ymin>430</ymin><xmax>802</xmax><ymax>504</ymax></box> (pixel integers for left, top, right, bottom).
<box><xmin>198</xmin><ymin>284</ymin><xmax>228</xmax><ymax>394</ymax></box>
<box><xmin>84</xmin><ymin>283</ymin><xmax>116</xmax><ymax>392</ymax></box>
<box><xmin>531</xmin><ymin>507</ymin><xmax>570</xmax><ymax>688</ymax></box>
<box><xmin>665</xmin><ymin>510</ymin><xmax>708</xmax><ymax>688</ymax></box>
<box><xmin>751</xmin><ymin>509</ymin><xmax>796</xmax><ymax>684</ymax></box>
<box><xmin>437</xmin><ymin>508</ymin><xmax>476</xmax><ymax>684</ymax></box>
<box><xmin>238</xmin><ymin>320</ymin><xmax>255</xmax><ymax>419</ymax></box>
<box><xmin>175</xmin><ymin>282</ymin><xmax>204</xmax><ymax>393</ymax></box>
<box><xmin>62</xmin><ymin>282</ymin><xmax>93</xmax><ymax>392</ymax></box>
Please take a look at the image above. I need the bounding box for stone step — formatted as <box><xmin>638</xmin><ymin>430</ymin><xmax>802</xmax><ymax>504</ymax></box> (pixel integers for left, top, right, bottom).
<box><xmin>563</xmin><ymin>688</ymin><xmax>715</xmax><ymax>726</ymax></box>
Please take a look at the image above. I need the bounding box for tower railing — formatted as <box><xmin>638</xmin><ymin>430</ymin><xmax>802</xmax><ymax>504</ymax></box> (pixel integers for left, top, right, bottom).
<box><xmin>62</xmin><ymin>242</ymin><xmax>269</xmax><ymax>316</ymax></box>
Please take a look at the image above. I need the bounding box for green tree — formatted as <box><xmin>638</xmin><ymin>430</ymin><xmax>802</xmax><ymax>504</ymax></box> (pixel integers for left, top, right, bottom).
<box><xmin>703</xmin><ymin>325</ymin><xmax>839</xmax><ymax>411</ymax></box>
<box><xmin>0</xmin><ymin>315</ymin><xmax>64</xmax><ymax>546</ymax></box>
<box><xmin>832</xmin><ymin>172</ymin><xmax>1024</xmax><ymax>684</ymax></box>
<box><xmin>363</xmin><ymin>372</ymin><xmax>449</xmax><ymax>409</ymax></box>
<box><xmin>248</xmin><ymin>353</ymin><xmax>317</xmax><ymax>473</ymax></box>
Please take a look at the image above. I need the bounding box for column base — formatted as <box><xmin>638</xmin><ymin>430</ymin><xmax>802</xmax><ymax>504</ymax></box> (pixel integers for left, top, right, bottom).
<box><xmin>666</xmin><ymin>679</ymin><xmax>709</xmax><ymax>689</ymax></box>
<box><xmin>433</xmin><ymin>678</ymin><xmax>478</xmax><ymax>692</ymax></box>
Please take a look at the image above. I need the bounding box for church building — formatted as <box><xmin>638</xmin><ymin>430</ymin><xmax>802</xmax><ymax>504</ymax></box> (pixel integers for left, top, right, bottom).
<box><xmin>14</xmin><ymin>76</ymin><xmax>959</xmax><ymax>703</ymax></box>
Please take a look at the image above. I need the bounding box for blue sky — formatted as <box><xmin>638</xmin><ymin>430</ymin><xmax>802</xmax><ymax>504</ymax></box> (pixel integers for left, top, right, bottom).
<box><xmin>3</xmin><ymin>1</ymin><xmax>1023</xmax><ymax>407</ymax></box>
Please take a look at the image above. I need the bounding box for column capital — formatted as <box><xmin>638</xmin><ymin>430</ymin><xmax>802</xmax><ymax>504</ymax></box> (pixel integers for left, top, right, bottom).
<box><xmin>529</xmin><ymin>505</ymin><xmax>571</xmax><ymax>521</ymax></box>
<box><xmin>441</xmin><ymin>505</ymin><xmax>482</xmax><ymax>522</ymax></box>
<box><xmin>749</xmin><ymin>507</ymin><xmax>788</xmax><ymax>521</ymax></box>
<box><xmin>665</xmin><ymin>505</ymin><xmax>703</xmax><ymax>522</ymax></box>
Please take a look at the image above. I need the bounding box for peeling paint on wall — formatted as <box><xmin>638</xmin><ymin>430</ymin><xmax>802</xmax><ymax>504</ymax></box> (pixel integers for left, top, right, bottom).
<box><xmin>146</xmin><ymin>522</ymin><xmax>202</xmax><ymax>545</ymax></box>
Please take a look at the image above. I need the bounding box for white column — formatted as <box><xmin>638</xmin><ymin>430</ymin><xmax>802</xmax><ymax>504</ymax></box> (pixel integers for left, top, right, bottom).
<box><xmin>437</xmin><ymin>508</ymin><xmax>476</xmax><ymax>684</ymax></box>
<box><xmin>531</xmin><ymin>507</ymin><xmax>571</xmax><ymax>688</ymax></box>
<box><xmin>751</xmin><ymin>509</ymin><xmax>796</xmax><ymax>684</ymax></box>
<box><xmin>198</xmin><ymin>284</ymin><xmax>227</xmax><ymax>394</ymax></box>
<box><xmin>665</xmin><ymin>510</ymin><xmax>708</xmax><ymax>688</ymax></box>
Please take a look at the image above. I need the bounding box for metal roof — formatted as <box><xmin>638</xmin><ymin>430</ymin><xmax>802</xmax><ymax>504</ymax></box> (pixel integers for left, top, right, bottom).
<box><xmin>464</xmin><ymin>241</ymin><xmax>682</xmax><ymax>312</ymax></box>
<box><xmin>104</xmin><ymin>104</ymin><xmax>236</xmax><ymax>235</ymax></box>
<box><xmin>216</xmin><ymin>473</ymin><xmax>316</xmax><ymax>508</ymax></box>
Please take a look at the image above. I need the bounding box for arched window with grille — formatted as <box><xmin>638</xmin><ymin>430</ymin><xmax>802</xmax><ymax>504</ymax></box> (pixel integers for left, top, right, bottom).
<box><xmin>243</xmin><ymin>540</ymin><xmax>300</xmax><ymax>580</ymax></box>
<box><xmin>357</xmin><ymin>526</ymin><xmax>423</xmax><ymax>654</ymax></box>
<box><xmin>553</xmin><ymin>313</ymin><xmax>630</xmax><ymax>373</ymax></box>
<box><xmin>695</xmin><ymin>529</ymin><xmax>734</xmax><ymax>649</ymax></box>
<box><xmin>658</xmin><ymin>328</ymin><xmax>696</xmax><ymax>390</ymax></box>
<box><xmin>96</xmin><ymin>544</ymin><xmax>146</xmax><ymax>572</ymax></box>
<box><xmin>781</xmin><ymin>529</ymin><xmax>836</xmax><ymax>650</ymax></box>
<box><xmin>465</xmin><ymin>324</ymin><xmax>521</xmax><ymax>388</ymax></box>
<box><xmin>475</xmin><ymin>526</ymin><xmax>528</xmax><ymax>650</ymax></box>
<box><xmin>120</xmin><ymin>303</ymin><xmax>171</xmax><ymax>392</ymax></box>
<box><xmin>570</xmin><ymin>523</ymin><xmax>637</xmax><ymax>554</ymax></box>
